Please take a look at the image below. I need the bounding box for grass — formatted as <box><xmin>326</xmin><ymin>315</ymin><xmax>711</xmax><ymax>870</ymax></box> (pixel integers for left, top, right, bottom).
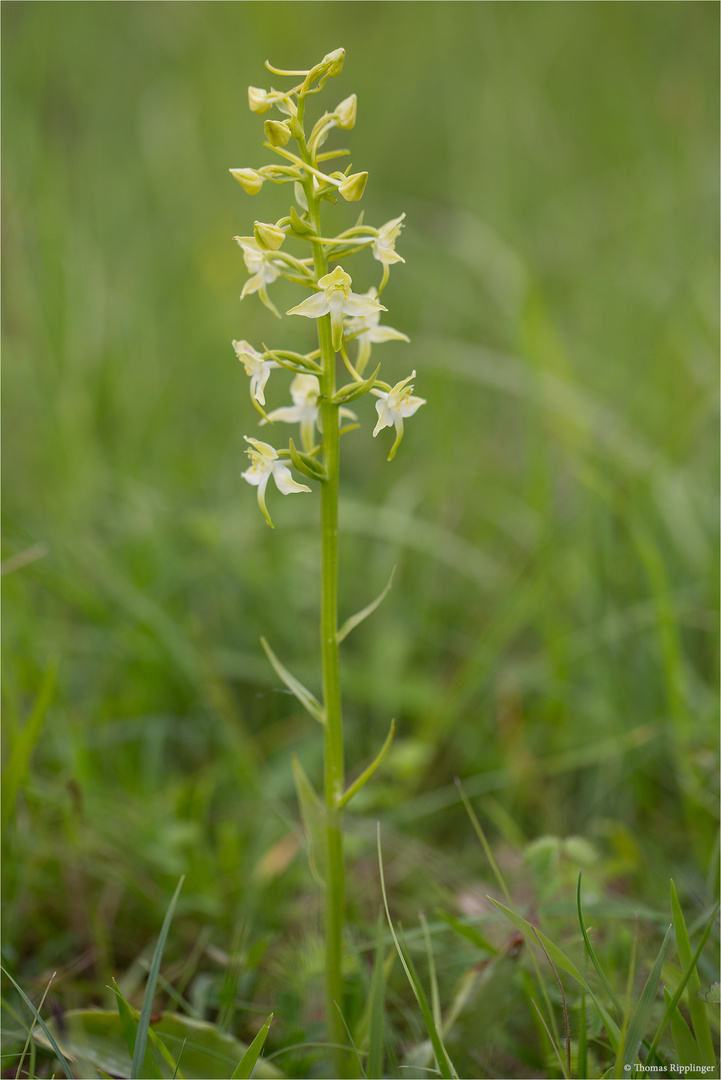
<box><xmin>2</xmin><ymin>2</ymin><xmax>719</xmax><ymax>1077</ymax></box>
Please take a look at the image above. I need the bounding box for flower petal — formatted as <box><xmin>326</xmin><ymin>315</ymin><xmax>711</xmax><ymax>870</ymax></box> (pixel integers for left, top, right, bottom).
<box><xmin>398</xmin><ymin>394</ymin><xmax>426</xmax><ymax>418</ymax></box>
<box><xmin>240</xmin><ymin>269</ymin><xmax>265</xmax><ymax>299</ymax></box>
<box><xmin>365</xmin><ymin>326</ymin><xmax>410</xmax><ymax>344</ymax></box>
<box><xmin>286</xmin><ymin>291</ymin><xmax>332</xmax><ymax>319</ymax></box>
<box><xmin>272</xmin><ymin>462</ymin><xmax>312</xmax><ymax>495</ymax></box>
<box><xmin>263</xmin><ymin>405</ymin><xmax>304</xmax><ymax>424</ymax></box>
<box><xmin>373</xmin><ymin>398</ymin><xmax>392</xmax><ymax>436</ymax></box>
<box><xmin>343</xmin><ymin>294</ymin><xmax>387</xmax><ymax>318</ymax></box>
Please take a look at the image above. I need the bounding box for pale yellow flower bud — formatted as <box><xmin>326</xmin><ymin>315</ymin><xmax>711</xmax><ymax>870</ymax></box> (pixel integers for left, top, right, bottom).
<box><xmin>229</xmin><ymin>168</ymin><xmax>264</xmax><ymax>195</ymax></box>
<box><xmin>264</xmin><ymin>119</ymin><xmax>292</xmax><ymax>147</ymax></box>
<box><xmin>253</xmin><ymin>221</ymin><xmax>286</xmax><ymax>251</ymax></box>
<box><xmin>248</xmin><ymin>86</ymin><xmax>272</xmax><ymax>114</ymax></box>
<box><xmin>323</xmin><ymin>48</ymin><xmax>345</xmax><ymax>78</ymax></box>
<box><xmin>335</xmin><ymin>94</ymin><xmax>357</xmax><ymax>130</ymax></box>
<box><xmin>337</xmin><ymin>171</ymin><xmax>367</xmax><ymax>202</ymax></box>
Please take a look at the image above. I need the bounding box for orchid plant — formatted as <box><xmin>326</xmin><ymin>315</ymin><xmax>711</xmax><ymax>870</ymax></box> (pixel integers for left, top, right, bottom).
<box><xmin>230</xmin><ymin>47</ymin><xmax>423</xmax><ymax>1073</ymax></box>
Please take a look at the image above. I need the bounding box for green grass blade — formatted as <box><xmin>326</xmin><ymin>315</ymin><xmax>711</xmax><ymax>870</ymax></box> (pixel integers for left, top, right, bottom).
<box><xmin>230</xmin><ymin>1013</ymin><xmax>273</xmax><ymax>1079</ymax></box>
<box><xmin>401</xmin><ymin>937</ymin><xmax>455</xmax><ymax>1080</ymax></box>
<box><xmin>618</xmin><ymin>923</ymin><xmax>672</xmax><ymax>1073</ymax></box>
<box><xmin>529</xmin><ymin>997</ymin><xmax>568</xmax><ymax>1080</ymax></box>
<box><xmin>171</xmin><ymin>1037</ymin><xmax>187</xmax><ymax>1080</ymax></box>
<box><xmin>577</xmin><ymin>991</ymin><xmax>587</xmax><ymax>1080</ymax></box>
<box><xmin>147</xmin><ymin>1025</ymin><xmax>185</xmax><ymax>1079</ymax></box>
<box><xmin>366</xmin><ymin>916</ymin><xmax>386</xmax><ymax>1080</ymax></box>
<box><xmin>1</xmin><ymin>967</ymin><xmax>74</xmax><ymax>1080</ymax></box>
<box><xmin>11</xmin><ymin>971</ymin><xmax>56</xmax><ymax>1080</ymax></box>
<box><xmin>111</xmin><ymin>980</ymin><xmax>184</xmax><ymax>1076</ymax></box>
<box><xmin>644</xmin><ymin>896</ymin><xmax>719</xmax><ymax>1066</ymax></box>
<box><xmin>670</xmin><ymin>880</ymin><xmax>717</xmax><ymax>1069</ymax></box>
<box><xmin>488</xmin><ymin>896</ymin><xmax>621</xmax><ymax>1050</ymax></box>
<box><xmin>334</xmin><ymin>1004</ymin><xmax>366</xmax><ymax>1080</ymax></box>
<box><xmin>131</xmin><ymin>876</ymin><xmax>184</xmax><ymax>1080</ymax></box>
<box><xmin>531</xmin><ymin>927</ymin><xmax>570</xmax><ymax>1078</ymax></box>
<box><xmin>111</xmin><ymin>979</ymin><xmax>140</xmax><ymax>1058</ymax></box>
<box><xmin>665</xmin><ymin>988</ymin><xmax>701</xmax><ymax>1071</ymax></box>
<box><xmin>577</xmin><ymin>873</ymin><xmax>623</xmax><ymax>1016</ymax></box>
<box><xmin>456</xmin><ymin>780</ymin><xmax>512</xmax><ymax>904</ymax></box>
<box><xmin>488</xmin><ymin>898</ymin><xmax>585</xmax><ymax>985</ymax></box>
<box><xmin>377</xmin><ymin>825</ymin><xmax>458</xmax><ymax>1080</ymax></box>
<box><xmin>435</xmin><ymin>911</ymin><xmax>497</xmax><ymax>954</ymax></box>
<box><xmin>260</xmin><ymin>638</ymin><xmax>325</xmax><ymax>724</ymax></box>
<box><xmin>1</xmin><ymin>661</ymin><xmax>57</xmax><ymax>835</ymax></box>
<box><xmin>338</xmin><ymin>718</ymin><xmax>395</xmax><ymax>808</ymax></box>
<box><xmin>420</xmin><ymin>912</ymin><xmax>441</xmax><ymax>1032</ymax></box>
<box><xmin>336</xmin><ymin>566</ymin><xmax>395</xmax><ymax>644</ymax></box>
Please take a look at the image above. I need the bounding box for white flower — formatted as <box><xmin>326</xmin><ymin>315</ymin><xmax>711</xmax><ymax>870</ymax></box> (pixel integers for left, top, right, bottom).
<box><xmin>263</xmin><ymin>373</ymin><xmax>356</xmax><ymax>452</ymax></box>
<box><xmin>235</xmin><ymin>236</ymin><xmax>282</xmax><ymax>316</ymax></box>
<box><xmin>371</xmin><ymin>371</ymin><xmax>425</xmax><ymax>460</ymax></box>
<box><xmin>286</xmin><ymin>266</ymin><xmax>385</xmax><ymax>352</ymax></box>
<box><xmin>241</xmin><ymin>437</ymin><xmax>310</xmax><ymax>528</ymax></box>
<box><xmin>344</xmin><ymin>287</ymin><xmax>410</xmax><ymax>374</ymax></box>
<box><xmin>264</xmin><ymin>374</ymin><xmax>321</xmax><ymax>452</ymax></box>
<box><xmin>232</xmin><ymin>340</ymin><xmax>277</xmax><ymax>406</ymax></box>
<box><xmin>372</xmin><ymin>213</ymin><xmax>405</xmax><ymax>265</ymax></box>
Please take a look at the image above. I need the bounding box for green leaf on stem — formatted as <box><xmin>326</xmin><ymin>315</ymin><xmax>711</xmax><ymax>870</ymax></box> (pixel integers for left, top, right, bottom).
<box><xmin>291</xmin><ymin>754</ymin><xmax>328</xmax><ymax>885</ymax></box>
<box><xmin>338</xmin><ymin>719</ymin><xmax>395</xmax><ymax>808</ymax></box>
<box><xmin>261</xmin><ymin>638</ymin><xmax>325</xmax><ymax>725</ymax></box>
<box><xmin>336</xmin><ymin>567</ymin><xmax>396</xmax><ymax>644</ymax></box>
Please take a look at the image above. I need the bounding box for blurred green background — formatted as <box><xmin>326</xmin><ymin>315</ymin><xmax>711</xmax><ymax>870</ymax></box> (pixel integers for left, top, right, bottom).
<box><xmin>3</xmin><ymin>0</ymin><xmax>718</xmax><ymax>1072</ymax></box>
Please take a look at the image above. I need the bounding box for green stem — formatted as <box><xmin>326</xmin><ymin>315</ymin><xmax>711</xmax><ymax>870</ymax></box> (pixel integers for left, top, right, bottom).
<box><xmin>308</xmin><ymin>183</ymin><xmax>348</xmax><ymax>1078</ymax></box>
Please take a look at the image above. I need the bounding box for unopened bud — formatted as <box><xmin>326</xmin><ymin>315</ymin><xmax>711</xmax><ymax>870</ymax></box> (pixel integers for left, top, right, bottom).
<box><xmin>323</xmin><ymin>48</ymin><xmax>345</xmax><ymax>78</ymax></box>
<box><xmin>230</xmin><ymin>168</ymin><xmax>264</xmax><ymax>195</ymax></box>
<box><xmin>335</xmin><ymin>94</ymin><xmax>357</xmax><ymax>130</ymax></box>
<box><xmin>290</xmin><ymin>206</ymin><xmax>314</xmax><ymax>235</ymax></box>
<box><xmin>248</xmin><ymin>86</ymin><xmax>272</xmax><ymax>114</ymax></box>
<box><xmin>254</xmin><ymin>221</ymin><xmax>286</xmax><ymax>250</ymax></box>
<box><xmin>264</xmin><ymin>118</ymin><xmax>292</xmax><ymax>147</ymax></box>
<box><xmin>338</xmin><ymin>171</ymin><xmax>367</xmax><ymax>202</ymax></box>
